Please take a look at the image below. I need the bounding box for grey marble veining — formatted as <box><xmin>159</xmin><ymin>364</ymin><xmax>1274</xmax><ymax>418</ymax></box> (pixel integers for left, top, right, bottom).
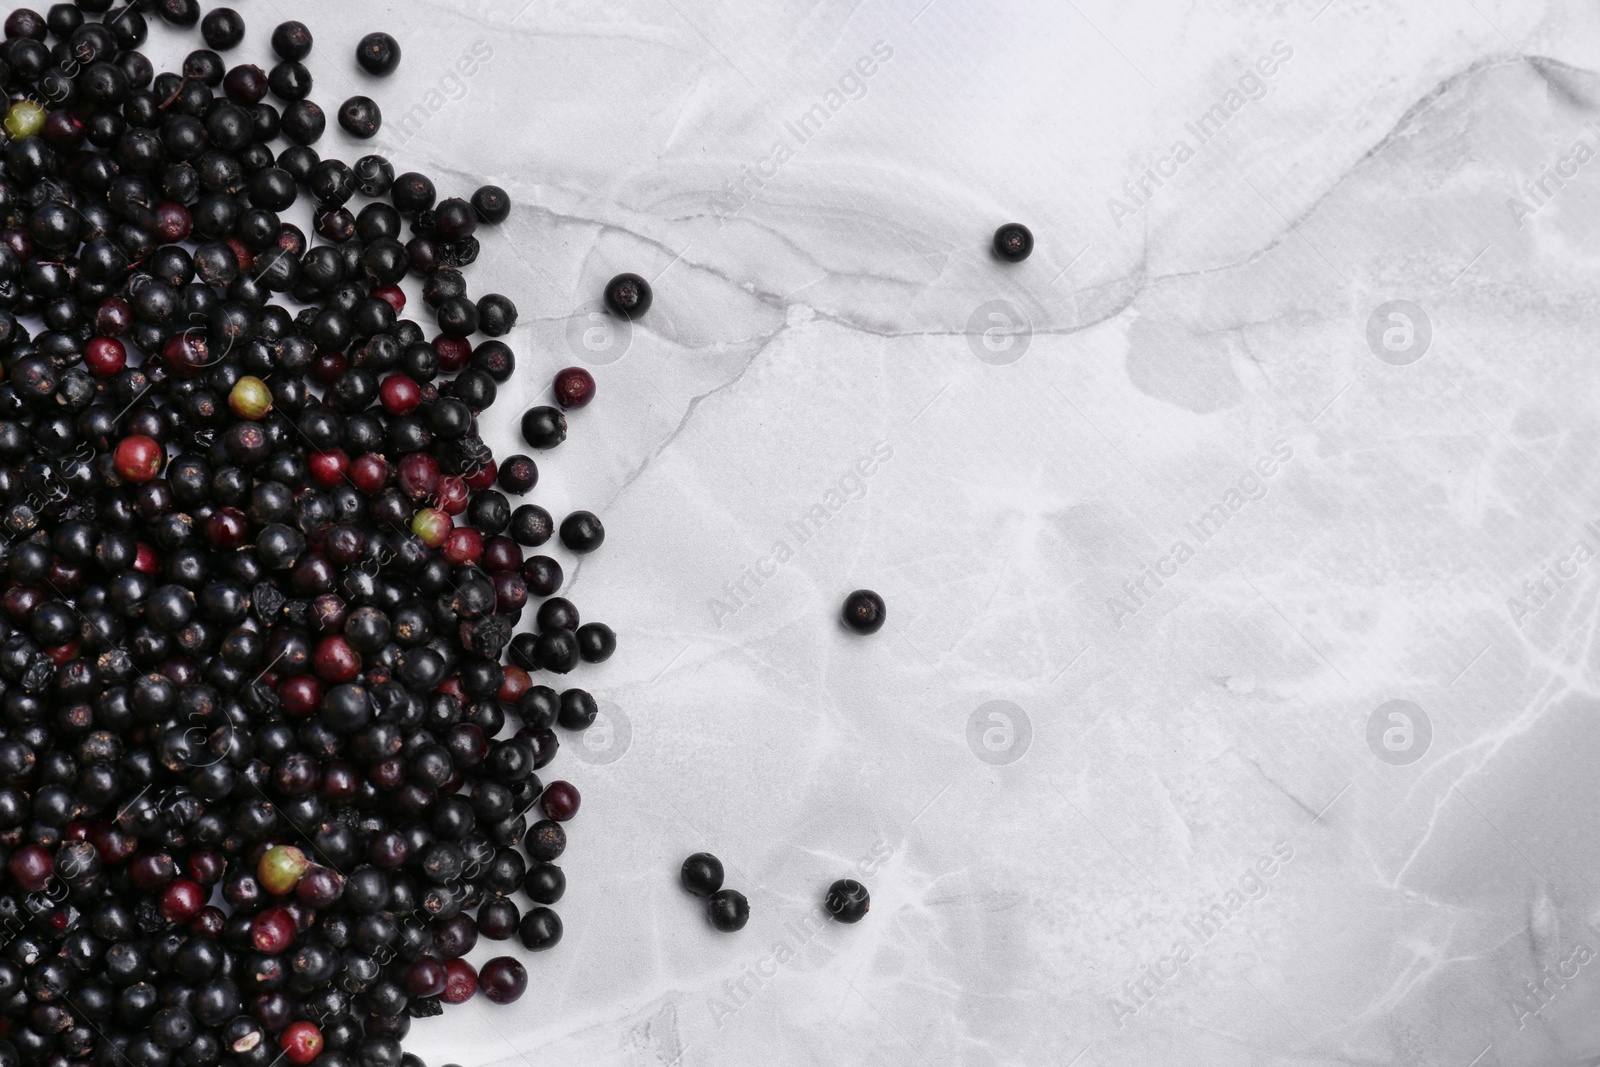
<box><xmin>145</xmin><ymin>0</ymin><xmax>1600</xmax><ymax>1062</ymax></box>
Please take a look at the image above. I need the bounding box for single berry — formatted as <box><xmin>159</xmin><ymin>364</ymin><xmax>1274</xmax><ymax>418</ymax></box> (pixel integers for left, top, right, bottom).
<box><xmin>251</xmin><ymin>908</ymin><xmax>297</xmax><ymax>954</ymax></box>
<box><xmin>441</xmin><ymin>958</ymin><xmax>478</xmax><ymax>1003</ymax></box>
<box><xmin>113</xmin><ymin>435</ymin><xmax>164</xmax><ymax>483</ymax></box>
<box><xmin>993</xmin><ymin>223</ymin><xmax>1033</xmax><ymax>262</ymax></box>
<box><xmin>258</xmin><ymin>844</ymin><xmax>310</xmax><ymax>895</ymax></box>
<box><xmin>559</xmin><ymin>511</ymin><xmax>604</xmax><ymax>553</ymax></box>
<box><xmin>338</xmin><ymin>96</ymin><xmax>382</xmax><ymax>139</ymax></box>
<box><xmin>553</xmin><ymin>366</ymin><xmax>595</xmax><ymax>409</ymax></box>
<box><xmin>540</xmin><ymin>781</ymin><xmax>580</xmax><ymax>822</ymax></box>
<box><xmin>356</xmin><ymin>32</ymin><xmax>401</xmax><ymax>76</ymax></box>
<box><xmin>517</xmin><ymin>906</ymin><xmax>563</xmax><ymax>951</ymax></box>
<box><xmin>228</xmin><ymin>375</ymin><xmax>273</xmax><ymax>420</ymax></box>
<box><xmin>825</xmin><ymin>878</ymin><xmax>870</xmax><ymax>923</ymax></box>
<box><xmin>201</xmin><ymin>7</ymin><xmax>245</xmax><ymax>50</ymax></box>
<box><xmin>479</xmin><ymin>957</ymin><xmax>528</xmax><ymax>1004</ymax></box>
<box><xmin>707</xmin><ymin>889</ymin><xmax>749</xmax><ymax>932</ymax></box>
<box><xmin>841</xmin><ymin>589</ymin><xmax>886</xmax><ymax>634</ymax></box>
<box><xmin>472</xmin><ymin>185</ymin><xmax>511</xmax><ymax>224</ymax></box>
<box><xmin>271</xmin><ymin>20</ymin><xmax>313</xmax><ymax>61</ymax></box>
<box><xmin>278</xmin><ymin>1022</ymin><xmax>323</xmax><ymax>1066</ymax></box>
<box><xmin>680</xmin><ymin>853</ymin><xmax>723</xmax><ymax>897</ymax></box>
<box><xmin>520</xmin><ymin>406</ymin><xmax>567</xmax><ymax>450</ymax></box>
<box><xmin>604</xmin><ymin>272</ymin><xmax>652</xmax><ymax>318</ymax></box>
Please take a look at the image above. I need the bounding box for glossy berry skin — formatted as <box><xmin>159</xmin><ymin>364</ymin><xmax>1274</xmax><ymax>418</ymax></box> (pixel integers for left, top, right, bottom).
<box><xmin>356</xmin><ymin>32</ymin><xmax>401</xmax><ymax>76</ymax></box>
<box><xmin>604</xmin><ymin>272</ymin><xmax>652</xmax><ymax>318</ymax></box>
<box><xmin>441</xmin><ymin>958</ymin><xmax>477</xmax><ymax>1003</ymax></box>
<box><xmin>553</xmin><ymin>366</ymin><xmax>595</xmax><ymax>409</ymax></box>
<box><xmin>523</xmin><ymin>862</ymin><xmax>565</xmax><ymax>904</ymax></box>
<box><xmin>707</xmin><ymin>889</ymin><xmax>750</xmax><ymax>932</ymax></box>
<box><xmin>825</xmin><ymin>878</ymin><xmax>870</xmax><ymax>923</ymax></box>
<box><xmin>380</xmin><ymin>373</ymin><xmax>421</xmax><ymax>415</ymax></box>
<box><xmin>114</xmin><ymin>435</ymin><xmax>164</xmax><ymax>483</ymax></box>
<box><xmin>258</xmin><ymin>844</ymin><xmax>310</xmax><ymax>895</ymax></box>
<box><xmin>472</xmin><ymin>185</ymin><xmax>511</xmax><ymax>224</ymax></box>
<box><xmin>680</xmin><ymin>853</ymin><xmax>723</xmax><ymax>897</ymax></box>
<box><xmin>520</xmin><ymin>406</ymin><xmax>567</xmax><ymax>450</ymax></box>
<box><xmin>271</xmin><ymin>20</ymin><xmax>313</xmax><ymax>61</ymax></box>
<box><xmin>412</xmin><ymin>508</ymin><xmax>452</xmax><ymax>548</ymax></box>
<box><xmin>201</xmin><ymin>8</ymin><xmax>246</xmax><ymax>50</ymax></box>
<box><xmin>9</xmin><ymin>844</ymin><xmax>52</xmax><ymax>892</ymax></box>
<box><xmin>559</xmin><ymin>511</ymin><xmax>604</xmax><ymax>553</ymax></box>
<box><xmin>278</xmin><ymin>1021</ymin><xmax>323</xmax><ymax>1066</ymax></box>
<box><xmin>479</xmin><ymin>957</ymin><xmax>528</xmax><ymax>1004</ymax></box>
<box><xmin>337</xmin><ymin>96</ymin><xmax>381</xmax><ymax>139</ymax></box>
<box><xmin>517</xmin><ymin>906</ymin><xmax>562</xmax><ymax>951</ymax></box>
<box><xmin>85</xmin><ymin>336</ymin><xmax>127</xmax><ymax>376</ymax></box>
<box><xmin>993</xmin><ymin>223</ymin><xmax>1033</xmax><ymax>262</ymax></box>
<box><xmin>575</xmin><ymin>622</ymin><xmax>616</xmax><ymax>663</ymax></box>
<box><xmin>540</xmin><ymin>781</ymin><xmax>579</xmax><ymax>822</ymax></box>
<box><xmin>229</xmin><ymin>376</ymin><xmax>273</xmax><ymax>419</ymax></box>
<box><xmin>160</xmin><ymin>878</ymin><xmax>206</xmax><ymax>922</ymax></box>
<box><xmin>251</xmin><ymin>908</ymin><xmax>296</xmax><ymax>953</ymax></box>
<box><xmin>841</xmin><ymin>589</ymin><xmax>886</xmax><ymax>634</ymax></box>
<box><xmin>498</xmin><ymin>454</ymin><xmax>538</xmax><ymax>494</ymax></box>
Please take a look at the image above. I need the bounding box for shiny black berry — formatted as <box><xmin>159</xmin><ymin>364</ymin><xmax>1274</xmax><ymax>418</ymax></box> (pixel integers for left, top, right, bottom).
<box><xmin>356</xmin><ymin>32</ymin><xmax>401</xmax><ymax>76</ymax></box>
<box><xmin>825</xmin><ymin>879</ymin><xmax>870</xmax><ymax>923</ymax></box>
<box><xmin>603</xmin><ymin>273</ymin><xmax>651</xmax><ymax>318</ymax></box>
<box><xmin>707</xmin><ymin>889</ymin><xmax>749</xmax><ymax>932</ymax></box>
<box><xmin>993</xmin><ymin>223</ymin><xmax>1033</xmax><ymax>262</ymax></box>
<box><xmin>841</xmin><ymin>589</ymin><xmax>886</xmax><ymax>634</ymax></box>
<box><xmin>680</xmin><ymin>853</ymin><xmax>723</xmax><ymax>897</ymax></box>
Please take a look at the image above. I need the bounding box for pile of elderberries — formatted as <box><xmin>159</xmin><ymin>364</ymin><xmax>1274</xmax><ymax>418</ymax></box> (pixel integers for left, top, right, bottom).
<box><xmin>0</xmin><ymin>4</ymin><xmax>621</xmax><ymax>1067</ymax></box>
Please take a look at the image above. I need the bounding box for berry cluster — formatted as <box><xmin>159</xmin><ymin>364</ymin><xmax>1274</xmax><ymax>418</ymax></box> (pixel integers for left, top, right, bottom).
<box><xmin>0</xmin><ymin>4</ymin><xmax>618</xmax><ymax>1067</ymax></box>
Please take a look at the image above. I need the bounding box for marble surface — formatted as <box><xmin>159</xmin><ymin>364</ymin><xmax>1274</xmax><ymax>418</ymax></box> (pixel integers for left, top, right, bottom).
<box><xmin>151</xmin><ymin>0</ymin><xmax>1600</xmax><ymax>1063</ymax></box>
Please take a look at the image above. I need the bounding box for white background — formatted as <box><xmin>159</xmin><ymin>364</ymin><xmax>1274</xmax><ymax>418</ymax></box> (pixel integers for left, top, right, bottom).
<box><xmin>132</xmin><ymin>0</ymin><xmax>1600</xmax><ymax>1063</ymax></box>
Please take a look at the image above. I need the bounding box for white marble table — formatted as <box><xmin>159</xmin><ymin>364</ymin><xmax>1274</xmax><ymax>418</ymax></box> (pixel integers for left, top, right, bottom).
<box><xmin>152</xmin><ymin>0</ymin><xmax>1600</xmax><ymax>1062</ymax></box>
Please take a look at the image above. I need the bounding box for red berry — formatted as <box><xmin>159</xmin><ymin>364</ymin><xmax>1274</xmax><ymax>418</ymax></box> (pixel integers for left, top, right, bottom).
<box><xmin>162</xmin><ymin>331</ymin><xmax>210</xmax><ymax>377</ymax></box>
<box><xmin>479</xmin><ymin>957</ymin><xmax>528</xmax><ymax>1004</ymax></box>
<box><xmin>204</xmin><ymin>507</ymin><xmax>249</xmax><ymax>549</ymax></box>
<box><xmin>434</xmin><ymin>476</ymin><xmax>468</xmax><ymax>516</ymax></box>
<box><xmin>541</xmin><ymin>781</ymin><xmax>580</xmax><ymax>821</ymax></box>
<box><xmin>8</xmin><ymin>844</ymin><xmax>52</xmax><ymax>893</ymax></box>
<box><xmin>442</xmin><ymin>527</ymin><xmax>482</xmax><ymax>566</ymax></box>
<box><xmin>463</xmin><ymin>458</ymin><xmax>498</xmax><ymax>491</ymax></box>
<box><xmin>308</xmin><ymin>449</ymin><xmax>350</xmax><ymax>487</ymax></box>
<box><xmin>279</xmin><ymin>675</ymin><xmax>322</xmax><ymax>717</ymax></box>
<box><xmin>84</xmin><ymin>336</ymin><xmax>126</xmax><ymax>376</ymax></box>
<box><xmin>441</xmin><ymin>958</ymin><xmax>478</xmax><ymax>1003</ymax></box>
<box><xmin>349</xmin><ymin>454</ymin><xmax>390</xmax><ymax>494</ymax></box>
<box><xmin>251</xmin><ymin>907</ymin><xmax>297</xmax><ymax>954</ymax></box>
<box><xmin>434</xmin><ymin>336</ymin><xmax>471</xmax><ymax>372</ymax></box>
<box><xmin>113</xmin><ymin>435</ymin><xmax>164</xmax><ymax>483</ymax></box>
<box><xmin>397</xmin><ymin>453</ymin><xmax>439</xmax><ymax>500</ymax></box>
<box><xmin>154</xmin><ymin>201</ymin><xmax>192</xmax><ymax>243</ymax></box>
<box><xmin>497</xmin><ymin>666</ymin><xmax>531</xmax><ymax>705</ymax></box>
<box><xmin>133</xmin><ymin>543</ymin><xmax>158</xmax><ymax>573</ymax></box>
<box><xmin>553</xmin><ymin>367</ymin><xmax>595</xmax><ymax>409</ymax></box>
<box><xmin>278</xmin><ymin>1022</ymin><xmax>323</xmax><ymax>1066</ymax></box>
<box><xmin>312</xmin><ymin>636</ymin><xmax>361</xmax><ymax>683</ymax></box>
<box><xmin>379</xmin><ymin>373</ymin><xmax>421</xmax><ymax>416</ymax></box>
<box><xmin>372</xmin><ymin>285</ymin><xmax>405</xmax><ymax>313</ymax></box>
<box><xmin>159</xmin><ymin>878</ymin><xmax>206</xmax><ymax>922</ymax></box>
